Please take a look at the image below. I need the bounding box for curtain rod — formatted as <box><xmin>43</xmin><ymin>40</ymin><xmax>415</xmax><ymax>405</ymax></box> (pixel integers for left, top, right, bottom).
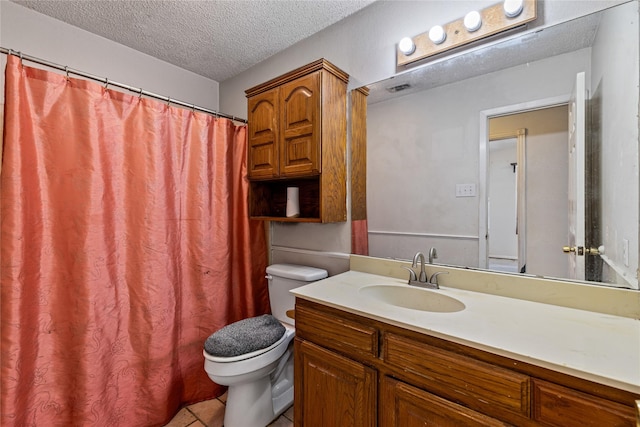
<box><xmin>0</xmin><ymin>47</ymin><xmax>247</xmax><ymax>124</ymax></box>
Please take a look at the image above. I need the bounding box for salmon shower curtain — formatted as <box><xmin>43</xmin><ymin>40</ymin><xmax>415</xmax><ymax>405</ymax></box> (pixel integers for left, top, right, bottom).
<box><xmin>0</xmin><ymin>55</ymin><xmax>269</xmax><ymax>426</ymax></box>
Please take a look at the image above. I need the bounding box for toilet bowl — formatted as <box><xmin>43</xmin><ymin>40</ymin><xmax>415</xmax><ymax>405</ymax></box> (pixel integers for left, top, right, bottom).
<box><xmin>203</xmin><ymin>264</ymin><xmax>328</xmax><ymax>427</ymax></box>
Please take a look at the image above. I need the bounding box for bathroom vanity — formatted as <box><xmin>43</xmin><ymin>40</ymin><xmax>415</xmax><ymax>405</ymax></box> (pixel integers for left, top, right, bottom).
<box><xmin>292</xmin><ymin>257</ymin><xmax>640</xmax><ymax>426</ymax></box>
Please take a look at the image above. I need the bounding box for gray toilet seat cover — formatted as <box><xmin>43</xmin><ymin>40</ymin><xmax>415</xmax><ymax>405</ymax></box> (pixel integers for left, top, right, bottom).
<box><xmin>204</xmin><ymin>314</ymin><xmax>286</xmax><ymax>357</ymax></box>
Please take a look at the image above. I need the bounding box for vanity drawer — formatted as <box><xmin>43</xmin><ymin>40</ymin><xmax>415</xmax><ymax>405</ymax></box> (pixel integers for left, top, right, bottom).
<box><xmin>532</xmin><ymin>379</ymin><xmax>636</xmax><ymax>427</ymax></box>
<box><xmin>381</xmin><ymin>376</ymin><xmax>512</xmax><ymax>427</ymax></box>
<box><xmin>384</xmin><ymin>332</ymin><xmax>530</xmax><ymax>418</ymax></box>
<box><xmin>295</xmin><ymin>301</ymin><xmax>378</xmax><ymax>359</ymax></box>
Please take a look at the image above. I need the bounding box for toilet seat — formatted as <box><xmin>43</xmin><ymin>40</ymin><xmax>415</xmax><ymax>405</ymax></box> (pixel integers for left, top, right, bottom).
<box><xmin>203</xmin><ymin>327</ymin><xmax>294</xmax><ymax>379</ymax></box>
<box><xmin>204</xmin><ymin>327</ymin><xmax>293</xmax><ymax>363</ymax></box>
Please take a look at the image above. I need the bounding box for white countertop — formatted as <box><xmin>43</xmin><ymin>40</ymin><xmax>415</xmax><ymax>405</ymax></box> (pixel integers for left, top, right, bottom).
<box><xmin>291</xmin><ymin>270</ymin><xmax>640</xmax><ymax>394</ymax></box>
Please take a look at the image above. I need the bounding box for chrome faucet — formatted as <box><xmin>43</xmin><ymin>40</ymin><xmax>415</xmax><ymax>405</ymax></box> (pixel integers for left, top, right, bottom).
<box><xmin>404</xmin><ymin>251</ymin><xmax>448</xmax><ymax>289</ymax></box>
<box><xmin>428</xmin><ymin>247</ymin><xmax>438</xmax><ymax>264</ymax></box>
<box><xmin>412</xmin><ymin>252</ymin><xmax>428</xmax><ymax>282</ymax></box>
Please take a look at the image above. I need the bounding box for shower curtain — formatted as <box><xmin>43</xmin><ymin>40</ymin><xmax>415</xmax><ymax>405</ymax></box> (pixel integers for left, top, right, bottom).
<box><xmin>0</xmin><ymin>55</ymin><xmax>269</xmax><ymax>426</ymax></box>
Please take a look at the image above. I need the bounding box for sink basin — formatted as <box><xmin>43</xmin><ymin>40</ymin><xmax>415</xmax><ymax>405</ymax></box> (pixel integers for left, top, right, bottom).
<box><xmin>359</xmin><ymin>284</ymin><xmax>465</xmax><ymax>313</ymax></box>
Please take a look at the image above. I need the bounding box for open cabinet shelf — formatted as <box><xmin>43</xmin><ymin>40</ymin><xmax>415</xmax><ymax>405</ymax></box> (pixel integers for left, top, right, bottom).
<box><xmin>249</xmin><ymin>177</ymin><xmax>322</xmax><ymax>222</ymax></box>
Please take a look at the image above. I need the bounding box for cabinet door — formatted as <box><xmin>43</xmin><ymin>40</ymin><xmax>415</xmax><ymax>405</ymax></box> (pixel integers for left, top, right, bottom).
<box><xmin>381</xmin><ymin>376</ymin><xmax>511</xmax><ymax>427</ymax></box>
<box><xmin>247</xmin><ymin>88</ymin><xmax>279</xmax><ymax>178</ymax></box>
<box><xmin>280</xmin><ymin>72</ymin><xmax>321</xmax><ymax>177</ymax></box>
<box><xmin>294</xmin><ymin>338</ymin><xmax>376</xmax><ymax>427</ymax></box>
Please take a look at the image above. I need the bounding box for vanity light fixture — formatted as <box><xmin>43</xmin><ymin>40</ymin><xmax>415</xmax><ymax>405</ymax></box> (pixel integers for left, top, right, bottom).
<box><xmin>398</xmin><ymin>37</ymin><xmax>416</xmax><ymax>56</ymax></box>
<box><xmin>428</xmin><ymin>25</ymin><xmax>447</xmax><ymax>44</ymax></box>
<box><xmin>397</xmin><ymin>0</ymin><xmax>536</xmax><ymax>67</ymax></box>
<box><xmin>464</xmin><ymin>11</ymin><xmax>482</xmax><ymax>32</ymax></box>
<box><xmin>503</xmin><ymin>0</ymin><xmax>524</xmax><ymax>18</ymax></box>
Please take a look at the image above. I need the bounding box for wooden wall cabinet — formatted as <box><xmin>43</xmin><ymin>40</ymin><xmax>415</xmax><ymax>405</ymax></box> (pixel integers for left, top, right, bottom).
<box><xmin>294</xmin><ymin>298</ymin><xmax>640</xmax><ymax>427</ymax></box>
<box><xmin>245</xmin><ymin>59</ymin><xmax>348</xmax><ymax>223</ymax></box>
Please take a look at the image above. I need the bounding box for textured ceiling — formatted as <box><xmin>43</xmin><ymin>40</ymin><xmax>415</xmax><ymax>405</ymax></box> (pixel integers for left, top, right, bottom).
<box><xmin>11</xmin><ymin>0</ymin><xmax>375</xmax><ymax>82</ymax></box>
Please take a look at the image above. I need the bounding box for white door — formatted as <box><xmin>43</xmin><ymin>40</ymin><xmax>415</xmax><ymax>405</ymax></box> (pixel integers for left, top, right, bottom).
<box><xmin>487</xmin><ymin>130</ymin><xmax>526</xmax><ymax>274</ymax></box>
<box><xmin>567</xmin><ymin>72</ymin><xmax>586</xmax><ymax>280</ymax></box>
<box><xmin>488</xmin><ymin>137</ymin><xmax>518</xmax><ymax>272</ymax></box>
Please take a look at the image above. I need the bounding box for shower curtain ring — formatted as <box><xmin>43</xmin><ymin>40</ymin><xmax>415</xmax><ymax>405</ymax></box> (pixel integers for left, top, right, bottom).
<box><xmin>64</xmin><ymin>66</ymin><xmax>70</xmax><ymax>80</ymax></box>
<box><xmin>138</xmin><ymin>88</ymin><xmax>143</xmax><ymax>99</ymax></box>
<box><xmin>104</xmin><ymin>78</ymin><xmax>109</xmax><ymax>89</ymax></box>
<box><xmin>18</xmin><ymin>51</ymin><xmax>23</xmax><ymax>64</ymax></box>
<box><xmin>192</xmin><ymin>104</ymin><xmax>196</xmax><ymax>113</ymax></box>
<box><xmin>167</xmin><ymin>97</ymin><xmax>171</xmax><ymax>106</ymax></box>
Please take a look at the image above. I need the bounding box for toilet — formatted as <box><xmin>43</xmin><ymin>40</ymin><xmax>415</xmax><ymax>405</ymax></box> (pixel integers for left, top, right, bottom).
<box><xmin>203</xmin><ymin>263</ymin><xmax>328</xmax><ymax>427</ymax></box>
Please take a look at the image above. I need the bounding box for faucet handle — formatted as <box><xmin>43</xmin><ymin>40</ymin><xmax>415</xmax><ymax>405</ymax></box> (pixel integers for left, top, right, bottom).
<box><xmin>429</xmin><ymin>271</ymin><xmax>449</xmax><ymax>286</ymax></box>
<box><xmin>401</xmin><ymin>266</ymin><xmax>418</xmax><ymax>283</ymax></box>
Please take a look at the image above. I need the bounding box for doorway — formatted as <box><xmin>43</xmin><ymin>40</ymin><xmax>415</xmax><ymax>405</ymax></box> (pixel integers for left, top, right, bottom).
<box><xmin>480</xmin><ymin>103</ymin><xmax>570</xmax><ymax>277</ymax></box>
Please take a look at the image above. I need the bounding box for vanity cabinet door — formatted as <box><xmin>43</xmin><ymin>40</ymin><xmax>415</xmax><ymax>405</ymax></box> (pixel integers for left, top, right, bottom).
<box><xmin>533</xmin><ymin>379</ymin><xmax>636</xmax><ymax>427</ymax></box>
<box><xmin>381</xmin><ymin>376</ymin><xmax>512</xmax><ymax>427</ymax></box>
<box><xmin>294</xmin><ymin>338</ymin><xmax>376</xmax><ymax>427</ymax></box>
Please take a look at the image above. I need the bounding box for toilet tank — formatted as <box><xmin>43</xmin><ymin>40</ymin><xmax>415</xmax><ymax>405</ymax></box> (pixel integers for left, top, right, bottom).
<box><xmin>266</xmin><ymin>264</ymin><xmax>328</xmax><ymax>325</ymax></box>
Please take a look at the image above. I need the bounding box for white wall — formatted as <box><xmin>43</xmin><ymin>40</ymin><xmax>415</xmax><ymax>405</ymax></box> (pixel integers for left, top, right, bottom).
<box><xmin>219</xmin><ymin>0</ymin><xmax>626</xmax><ymax>273</ymax></box>
<box><xmin>0</xmin><ymin>1</ymin><xmax>219</xmax><ymax>110</ymax></box>
<box><xmin>590</xmin><ymin>0</ymin><xmax>639</xmax><ymax>288</ymax></box>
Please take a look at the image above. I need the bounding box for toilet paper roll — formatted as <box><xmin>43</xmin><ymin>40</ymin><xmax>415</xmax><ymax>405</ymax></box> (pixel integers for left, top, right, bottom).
<box><xmin>286</xmin><ymin>187</ymin><xmax>300</xmax><ymax>218</ymax></box>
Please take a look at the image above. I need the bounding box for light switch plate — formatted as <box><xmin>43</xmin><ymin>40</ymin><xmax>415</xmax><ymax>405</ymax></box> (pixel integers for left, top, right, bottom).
<box><xmin>456</xmin><ymin>183</ymin><xmax>476</xmax><ymax>197</ymax></box>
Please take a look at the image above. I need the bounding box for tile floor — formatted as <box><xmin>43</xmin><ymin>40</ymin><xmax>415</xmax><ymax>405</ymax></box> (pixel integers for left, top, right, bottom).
<box><xmin>163</xmin><ymin>391</ymin><xmax>294</xmax><ymax>427</ymax></box>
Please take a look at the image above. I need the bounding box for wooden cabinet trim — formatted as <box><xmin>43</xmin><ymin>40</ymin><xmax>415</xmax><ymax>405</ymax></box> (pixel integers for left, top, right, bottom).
<box><xmin>245</xmin><ymin>58</ymin><xmax>349</xmax><ymax>97</ymax></box>
<box><xmin>350</xmin><ymin>87</ymin><xmax>368</xmax><ymax>221</ymax></box>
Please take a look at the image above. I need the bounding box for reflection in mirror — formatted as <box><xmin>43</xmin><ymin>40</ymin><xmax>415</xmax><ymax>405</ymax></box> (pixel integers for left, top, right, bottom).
<box><xmin>487</xmin><ymin>107</ymin><xmax>568</xmax><ymax>278</ymax></box>
<box><xmin>363</xmin><ymin>2</ymin><xmax>639</xmax><ymax>289</ymax></box>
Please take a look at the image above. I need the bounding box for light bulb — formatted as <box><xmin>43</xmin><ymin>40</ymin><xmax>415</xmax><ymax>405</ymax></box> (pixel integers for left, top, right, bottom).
<box><xmin>398</xmin><ymin>37</ymin><xmax>416</xmax><ymax>55</ymax></box>
<box><xmin>428</xmin><ymin>25</ymin><xmax>446</xmax><ymax>45</ymax></box>
<box><xmin>503</xmin><ymin>0</ymin><xmax>524</xmax><ymax>18</ymax></box>
<box><xmin>464</xmin><ymin>11</ymin><xmax>482</xmax><ymax>32</ymax></box>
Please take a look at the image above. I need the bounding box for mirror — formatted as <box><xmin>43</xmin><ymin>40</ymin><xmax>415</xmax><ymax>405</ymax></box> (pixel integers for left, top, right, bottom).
<box><xmin>362</xmin><ymin>1</ymin><xmax>639</xmax><ymax>289</ymax></box>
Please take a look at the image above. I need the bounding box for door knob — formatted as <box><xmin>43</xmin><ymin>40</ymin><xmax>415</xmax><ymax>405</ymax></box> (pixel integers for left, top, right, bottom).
<box><xmin>563</xmin><ymin>246</ymin><xmax>583</xmax><ymax>255</ymax></box>
<box><xmin>562</xmin><ymin>246</ymin><xmax>602</xmax><ymax>256</ymax></box>
<box><xmin>585</xmin><ymin>246</ymin><xmax>601</xmax><ymax>255</ymax></box>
